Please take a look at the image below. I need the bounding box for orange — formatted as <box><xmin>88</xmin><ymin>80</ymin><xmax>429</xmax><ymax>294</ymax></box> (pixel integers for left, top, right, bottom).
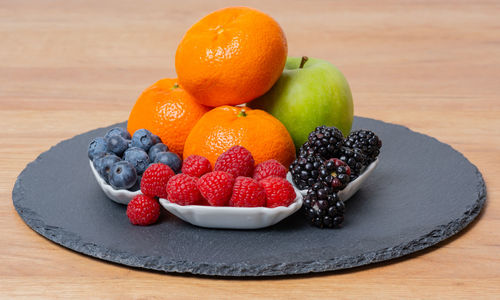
<box><xmin>175</xmin><ymin>7</ymin><xmax>288</xmax><ymax>107</ymax></box>
<box><xmin>183</xmin><ymin>105</ymin><xmax>296</xmax><ymax>168</ymax></box>
<box><xmin>127</xmin><ymin>78</ymin><xmax>210</xmax><ymax>156</ymax></box>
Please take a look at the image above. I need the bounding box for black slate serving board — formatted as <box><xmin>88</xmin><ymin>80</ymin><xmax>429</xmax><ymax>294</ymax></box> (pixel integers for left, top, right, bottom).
<box><xmin>12</xmin><ymin>117</ymin><xmax>486</xmax><ymax>277</ymax></box>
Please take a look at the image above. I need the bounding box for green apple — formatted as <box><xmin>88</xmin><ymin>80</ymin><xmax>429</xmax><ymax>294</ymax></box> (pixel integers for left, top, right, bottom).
<box><xmin>249</xmin><ymin>56</ymin><xmax>353</xmax><ymax>150</ymax></box>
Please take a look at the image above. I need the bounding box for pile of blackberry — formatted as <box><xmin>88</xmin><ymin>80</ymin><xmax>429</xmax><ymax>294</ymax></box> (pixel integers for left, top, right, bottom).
<box><xmin>289</xmin><ymin>126</ymin><xmax>382</xmax><ymax>229</ymax></box>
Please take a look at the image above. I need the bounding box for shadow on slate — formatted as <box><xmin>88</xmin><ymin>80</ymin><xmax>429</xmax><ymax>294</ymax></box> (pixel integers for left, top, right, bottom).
<box><xmin>12</xmin><ymin>117</ymin><xmax>486</xmax><ymax>277</ymax></box>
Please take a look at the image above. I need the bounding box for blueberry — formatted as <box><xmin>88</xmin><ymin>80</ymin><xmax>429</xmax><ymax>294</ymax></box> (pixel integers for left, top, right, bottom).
<box><xmin>109</xmin><ymin>161</ymin><xmax>137</xmax><ymax>190</ymax></box>
<box><xmin>152</xmin><ymin>134</ymin><xmax>162</xmax><ymax>144</ymax></box>
<box><xmin>106</xmin><ymin>135</ymin><xmax>129</xmax><ymax>156</ymax></box>
<box><xmin>88</xmin><ymin>137</ymin><xmax>108</xmax><ymax>160</ymax></box>
<box><xmin>154</xmin><ymin>151</ymin><xmax>182</xmax><ymax>173</ymax></box>
<box><xmin>128</xmin><ymin>175</ymin><xmax>142</xmax><ymax>192</ymax></box>
<box><xmin>105</xmin><ymin>127</ymin><xmax>131</xmax><ymax>140</ymax></box>
<box><xmin>131</xmin><ymin>129</ymin><xmax>154</xmax><ymax>152</ymax></box>
<box><xmin>93</xmin><ymin>154</ymin><xmax>121</xmax><ymax>182</ymax></box>
<box><xmin>148</xmin><ymin>143</ymin><xmax>169</xmax><ymax>162</ymax></box>
<box><xmin>92</xmin><ymin>151</ymin><xmax>113</xmax><ymax>161</ymax></box>
<box><xmin>123</xmin><ymin>147</ymin><xmax>150</xmax><ymax>174</ymax></box>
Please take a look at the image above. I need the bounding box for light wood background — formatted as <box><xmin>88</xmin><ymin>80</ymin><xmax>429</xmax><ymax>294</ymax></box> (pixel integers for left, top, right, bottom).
<box><xmin>1</xmin><ymin>0</ymin><xmax>499</xmax><ymax>298</ymax></box>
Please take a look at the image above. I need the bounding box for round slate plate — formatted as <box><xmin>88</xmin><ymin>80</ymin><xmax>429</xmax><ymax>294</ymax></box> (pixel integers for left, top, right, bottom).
<box><xmin>12</xmin><ymin>117</ymin><xmax>486</xmax><ymax>277</ymax></box>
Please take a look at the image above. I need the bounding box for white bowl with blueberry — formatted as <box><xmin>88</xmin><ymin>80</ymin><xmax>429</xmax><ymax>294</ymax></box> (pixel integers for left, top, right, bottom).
<box><xmin>88</xmin><ymin>127</ymin><xmax>182</xmax><ymax>205</ymax></box>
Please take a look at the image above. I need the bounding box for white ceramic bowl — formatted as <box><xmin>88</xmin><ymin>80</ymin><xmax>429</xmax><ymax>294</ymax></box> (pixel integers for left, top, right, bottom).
<box><xmin>89</xmin><ymin>160</ymin><xmax>141</xmax><ymax>205</ymax></box>
<box><xmin>159</xmin><ymin>187</ymin><xmax>303</xmax><ymax>230</ymax></box>
<box><xmin>287</xmin><ymin>158</ymin><xmax>379</xmax><ymax>201</ymax></box>
<box><xmin>90</xmin><ymin>158</ymin><xmax>377</xmax><ymax>229</ymax></box>
<box><xmin>90</xmin><ymin>160</ymin><xmax>303</xmax><ymax>229</ymax></box>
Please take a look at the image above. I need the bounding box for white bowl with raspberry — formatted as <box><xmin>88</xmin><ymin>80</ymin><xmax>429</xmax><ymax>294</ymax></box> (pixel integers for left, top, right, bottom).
<box><xmin>89</xmin><ymin>160</ymin><xmax>141</xmax><ymax>205</ymax></box>
<box><xmin>287</xmin><ymin>158</ymin><xmax>379</xmax><ymax>201</ymax></box>
<box><xmin>158</xmin><ymin>185</ymin><xmax>303</xmax><ymax>230</ymax></box>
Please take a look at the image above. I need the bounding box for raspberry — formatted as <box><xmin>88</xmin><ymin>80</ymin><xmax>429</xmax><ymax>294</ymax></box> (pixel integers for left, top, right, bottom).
<box><xmin>181</xmin><ymin>155</ymin><xmax>212</xmax><ymax>177</ymax></box>
<box><xmin>140</xmin><ymin>163</ymin><xmax>175</xmax><ymax>199</ymax></box>
<box><xmin>252</xmin><ymin>159</ymin><xmax>287</xmax><ymax>181</ymax></box>
<box><xmin>166</xmin><ymin>173</ymin><xmax>202</xmax><ymax>205</ymax></box>
<box><xmin>126</xmin><ymin>194</ymin><xmax>160</xmax><ymax>226</ymax></box>
<box><xmin>198</xmin><ymin>198</ymin><xmax>210</xmax><ymax>206</ymax></box>
<box><xmin>197</xmin><ymin>171</ymin><xmax>235</xmax><ymax>206</ymax></box>
<box><xmin>259</xmin><ymin>176</ymin><xmax>296</xmax><ymax>208</ymax></box>
<box><xmin>214</xmin><ymin>145</ymin><xmax>255</xmax><ymax>177</ymax></box>
<box><xmin>229</xmin><ymin>176</ymin><xmax>266</xmax><ymax>207</ymax></box>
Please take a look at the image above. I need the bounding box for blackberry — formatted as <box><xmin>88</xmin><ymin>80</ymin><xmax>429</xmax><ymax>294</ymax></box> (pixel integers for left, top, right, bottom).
<box><xmin>307</xmin><ymin>126</ymin><xmax>344</xmax><ymax>159</ymax></box>
<box><xmin>303</xmin><ymin>182</ymin><xmax>345</xmax><ymax>229</ymax></box>
<box><xmin>298</xmin><ymin>141</ymin><xmax>316</xmax><ymax>157</ymax></box>
<box><xmin>318</xmin><ymin>158</ymin><xmax>351</xmax><ymax>191</ymax></box>
<box><xmin>290</xmin><ymin>154</ymin><xmax>323</xmax><ymax>190</ymax></box>
<box><xmin>345</xmin><ymin>130</ymin><xmax>382</xmax><ymax>163</ymax></box>
<box><xmin>339</xmin><ymin>146</ymin><xmax>367</xmax><ymax>181</ymax></box>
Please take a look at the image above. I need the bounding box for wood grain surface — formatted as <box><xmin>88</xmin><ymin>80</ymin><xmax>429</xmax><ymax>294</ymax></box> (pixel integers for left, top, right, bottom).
<box><xmin>1</xmin><ymin>0</ymin><xmax>499</xmax><ymax>298</ymax></box>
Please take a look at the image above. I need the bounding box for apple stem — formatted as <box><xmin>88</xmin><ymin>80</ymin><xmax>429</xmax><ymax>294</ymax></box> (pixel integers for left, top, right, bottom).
<box><xmin>238</xmin><ymin>109</ymin><xmax>247</xmax><ymax>117</ymax></box>
<box><xmin>299</xmin><ymin>56</ymin><xmax>309</xmax><ymax>68</ymax></box>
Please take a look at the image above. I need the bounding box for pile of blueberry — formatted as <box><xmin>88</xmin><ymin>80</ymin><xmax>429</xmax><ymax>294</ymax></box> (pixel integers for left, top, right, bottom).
<box><xmin>88</xmin><ymin>127</ymin><xmax>182</xmax><ymax>190</ymax></box>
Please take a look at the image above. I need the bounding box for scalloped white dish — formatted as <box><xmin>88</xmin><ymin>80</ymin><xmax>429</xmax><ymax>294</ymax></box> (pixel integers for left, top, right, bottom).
<box><xmin>159</xmin><ymin>186</ymin><xmax>303</xmax><ymax>230</ymax></box>
<box><xmin>89</xmin><ymin>160</ymin><xmax>141</xmax><ymax>205</ymax></box>
<box><xmin>90</xmin><ymin>158</ymin><xmax>377</xmax><ymax>229</ymax></box>
<box><xmin>90</xmin><ymin>160</ymin><xmax>303</xmax><ymax>229</ymax></box>
<box><xmin>286</xmin><ymin>158</ymin><xmax>379</xmax><ymax>201</ymax></box>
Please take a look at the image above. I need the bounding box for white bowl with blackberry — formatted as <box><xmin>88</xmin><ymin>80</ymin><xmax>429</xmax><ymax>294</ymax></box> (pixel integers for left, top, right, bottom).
<box><xmin>287</xmin><ymin>127</ymin><xmax>382</xmax><ymax>229</ymax></box>
<box><xmin>287</xmin><ymin>158</ymin><xmax>379</xmax><ymax>200</ymax></box>
<box><xmin>88</xmin><ymin>127</ymin><xmax>182</xmax><ymax>205</ymax></box>
<box><xmin>288</xmin><ymin>127</ymin><xmax>381</xmax><ymax>200</ymax></box>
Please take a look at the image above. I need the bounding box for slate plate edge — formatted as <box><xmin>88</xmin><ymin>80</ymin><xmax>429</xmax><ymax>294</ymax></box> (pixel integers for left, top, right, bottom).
<box><xmin>11</xmin><ymin>118</ymin><xmax>487</xmax><ymax>277</ymax></box>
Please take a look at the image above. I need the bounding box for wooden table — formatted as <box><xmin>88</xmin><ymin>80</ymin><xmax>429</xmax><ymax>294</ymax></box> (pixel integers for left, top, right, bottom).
<box><xmin>1</xmin><ymin>0</ymin><xmax>499</xmax><ymax>298</ymax></box>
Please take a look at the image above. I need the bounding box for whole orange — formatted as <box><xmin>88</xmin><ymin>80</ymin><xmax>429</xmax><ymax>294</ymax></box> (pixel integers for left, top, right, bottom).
<box><xmin>127</xmin><ymin>78</ymin><xmax>210</xmax><ymax>156</ymax></box>
<box><xmin>183</xmin><ymin>106</ymin><xmax>296</xmax><ymax>168</ymax></box>
<box><xmin>175</xmin><ymin>7</ymin><xmax>288</xmax><ymax>107</ymax></box>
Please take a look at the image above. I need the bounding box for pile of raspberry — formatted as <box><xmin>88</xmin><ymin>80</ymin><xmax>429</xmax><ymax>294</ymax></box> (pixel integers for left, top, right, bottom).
<box><xmin>126</xmin><ymin>145</ymin><xmax>296</xmax><ymax>226</ymax></box>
